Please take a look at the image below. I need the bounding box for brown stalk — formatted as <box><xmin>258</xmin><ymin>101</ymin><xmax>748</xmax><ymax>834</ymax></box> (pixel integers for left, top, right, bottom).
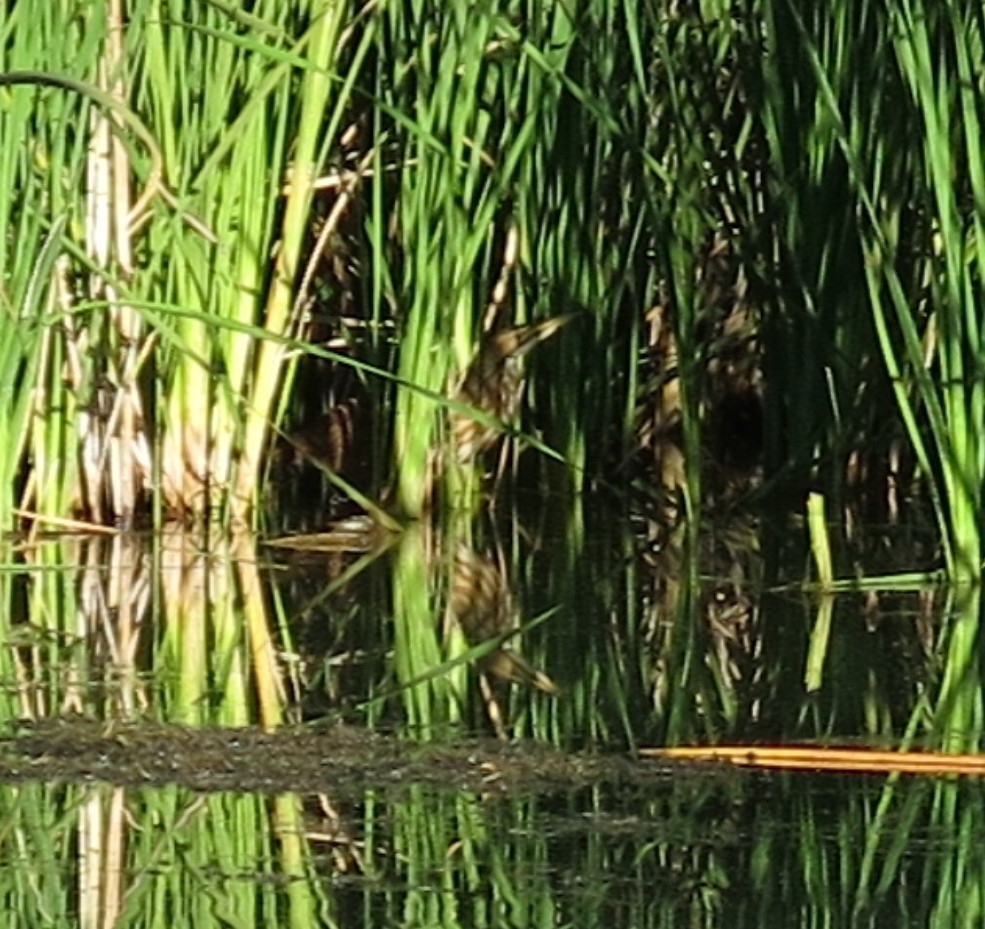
<box><xmin>642</xmin><ymin>745</ymin><xmax>985</xmax><ymax>776</ymax></box>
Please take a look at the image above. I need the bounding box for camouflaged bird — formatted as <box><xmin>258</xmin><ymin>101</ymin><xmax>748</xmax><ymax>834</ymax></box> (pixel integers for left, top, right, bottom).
<box><xmin>450</xmin><ymin>315</ymin><xmax>574</xmax><ymax>464</ymax></box>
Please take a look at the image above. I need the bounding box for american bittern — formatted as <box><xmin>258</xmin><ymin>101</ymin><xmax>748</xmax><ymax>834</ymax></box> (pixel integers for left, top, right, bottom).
<box><xmin>451</xmin><ymin>315</ymin><xmax>574</xmax><ymax>464</ymax></box>
<box><xmin>448</xmin><ymin>543</ymin><xmax>558</xmax><ymax>695</ymax></box>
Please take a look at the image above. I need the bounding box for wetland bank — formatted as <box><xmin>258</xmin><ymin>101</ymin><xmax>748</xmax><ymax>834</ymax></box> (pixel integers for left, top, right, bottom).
<box><xmin>0</xmin><ymin>718</ymin><xmax>692</xmax><ymax>796</ymax></box>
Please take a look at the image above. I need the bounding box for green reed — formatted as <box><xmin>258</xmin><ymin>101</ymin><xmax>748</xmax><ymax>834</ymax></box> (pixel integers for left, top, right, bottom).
<box><xmin>137</xmin><ymin>0</ymin><xmax>360</xmax><ymax>519</ymax></box>
<box><xmin>0</xmin><ymin>4</ymin><xmax>98</xmax><ymax>522</ymax></box>
<box><xmin>362</xmin><ymin>0</ymin><xmax>656</xmax><ymax>515</ymax></box>
<box><xmin>0</xmin><ymin>0</ymin><xmax>366</xmax><ymax>526</ymax></box>
<box><xmin>755</xmin><ymin>0</ymin><xmax>985</xmax><ymax>759</ymax></box>
<box><xmin>875</xmin><ymin>0</ymin><xmax>985</xmax><ymax>585</ymax></box>
<box><xmin>2</xmin><ymin>0</ymin><xmax>984</xmax><ymax>584</ymax></box>
<box><xmin>374</xmin><ymin>3</ymin><xmax>542</xmax><ymax>515</ymax></box>
<box><xmin>760</xmin><ymin>0</ymin><xmax>985</xmax><ymax>586</ymax></box>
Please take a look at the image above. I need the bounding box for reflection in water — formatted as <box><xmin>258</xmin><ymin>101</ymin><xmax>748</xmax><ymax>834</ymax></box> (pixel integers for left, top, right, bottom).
<box><xmin>447</xmin><ymin>541</ymin><xmax>559</xmax><ymax>738</ymax></box>
<box><xmin>0</xmin><ymin>510</ymin><xmax>970</xmax><ymax>927</ymax></box>
<box><xmin>387</xmin><ymin>520</ymin><xmax>562</xmax><ymax>740</ymax></box>
<box><xmin>448</xmin><ymin>542</ymin><xmax>558</xmax><ymax>694</ymax></box>
<box><xmin>1</xmin><ymin>506</ymin><xmax>946</xmax><ymax>748</ymax></box>
<box><xmin>0</xmin><ymin>764</ymin><xmax>978</xmax><ymax>928</ymax></box>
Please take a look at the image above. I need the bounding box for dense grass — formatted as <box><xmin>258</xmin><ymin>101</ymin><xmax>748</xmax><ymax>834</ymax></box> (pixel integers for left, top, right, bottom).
<box><xmin>0</xmin><ymin>0</ymin><xmax>981</xmax><ymax>572</ymax></box>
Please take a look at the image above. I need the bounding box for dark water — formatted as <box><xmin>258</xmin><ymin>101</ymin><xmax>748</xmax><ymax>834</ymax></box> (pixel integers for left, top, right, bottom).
<box><xmin>1</xmin><ymin>760</ymin><xmax>979</xmax><ymax>927</ymax></box>
<box><xmin>0</xmin><ymin>503</ymin><xmax>976</xmax><ymax>928</ymax></box>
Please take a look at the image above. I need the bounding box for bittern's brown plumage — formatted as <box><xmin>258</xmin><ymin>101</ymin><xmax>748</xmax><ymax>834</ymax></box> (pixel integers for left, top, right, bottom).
<box><xmin>451</xmin><ymin>315</ymin><xmax>573</xmax><ymax>464</ymax></box>
<box><xmin>448</xmin><ymin>543</ymin><xmax>558</xmax><ymax>695</ymax></box>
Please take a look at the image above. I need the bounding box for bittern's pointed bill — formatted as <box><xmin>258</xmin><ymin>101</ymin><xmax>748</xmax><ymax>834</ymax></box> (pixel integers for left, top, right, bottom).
<box><xmin>451</xmin><ymin>313</ymin><xmax>575</xmax><ymax>464</ymax></box>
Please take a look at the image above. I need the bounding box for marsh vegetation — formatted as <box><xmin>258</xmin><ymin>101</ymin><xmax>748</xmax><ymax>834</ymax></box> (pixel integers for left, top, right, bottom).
<box><xmin>1</xmin><ymin>0</ymin><xmax>985</xmax><ymax>924</ymax></box>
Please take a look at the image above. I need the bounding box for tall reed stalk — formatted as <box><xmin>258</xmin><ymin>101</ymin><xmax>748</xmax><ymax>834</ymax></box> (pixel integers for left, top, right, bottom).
<box><xmin>5</xmin><ymin>0</ymin><xmax>985</xmax><ymax>591</ymax></box>
<box><xmin>762</xmin><ymin>0</ymin><xmax>985</xmax><ymax>584</ymax></box>
<box><xmin>0</xmin><ymin>1</ymin><xmax>366</xmax><ymax>526</ymax></box>
<box><xmin>876</xmin><ymin>0</ymin><xmax>985</xmax><ymax>583</ymax></box>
